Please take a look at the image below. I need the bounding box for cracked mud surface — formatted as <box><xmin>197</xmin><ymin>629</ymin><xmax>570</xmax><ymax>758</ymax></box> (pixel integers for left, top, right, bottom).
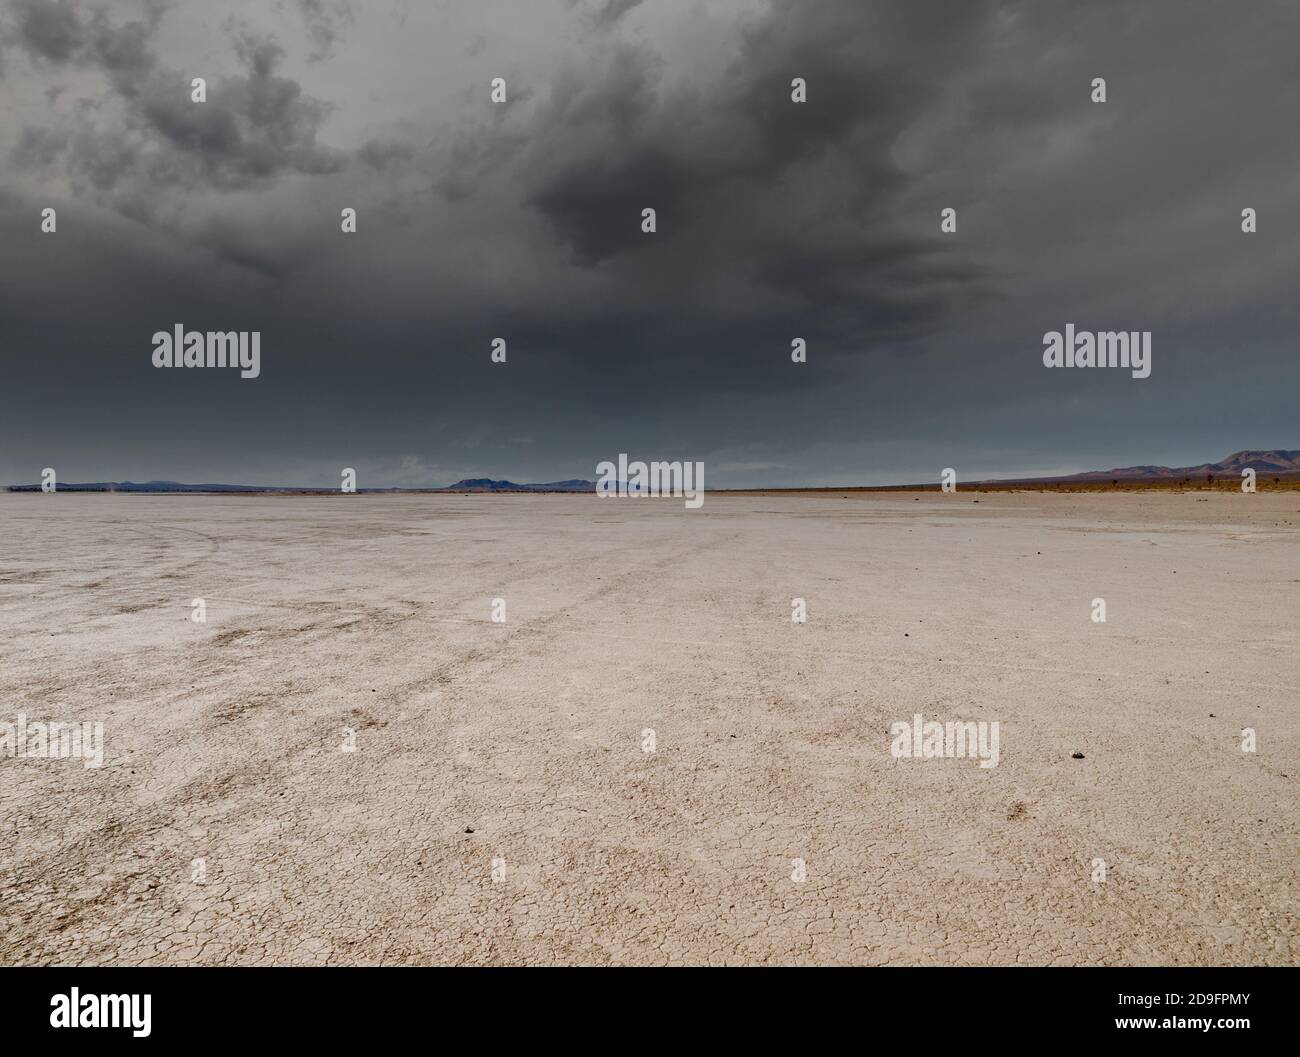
<box><xmin>1</xmin><ymin>492</ymin><xmax>1296</xmax><ymax>965</ymax></box>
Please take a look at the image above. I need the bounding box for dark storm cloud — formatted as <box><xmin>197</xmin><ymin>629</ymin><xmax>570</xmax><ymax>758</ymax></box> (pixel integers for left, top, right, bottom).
<box><xmin>137</xmin><ymin>32</ymin><xmax>343</xmax><ymax>186</ymax></box>
<box><xmin>428</xmin><ymin>0</ymin><xmax>995</xmax><ymax>356</ymax></box>
<box><xmin>8</xmin><ymin>0</ymin><xmax>993</xmax><ymax>339</ymax></box>
<box><xmin>2</xmin><ymin>0</ymin><xmax>1299</xmax><ymax>487</ymax></box>
<box><xmin>357</xmin><ymin>136</ymin><xmax>416</xmax><ymax>171</ymax></box>
<box><xmin>11</xmin><ymin>0</ymin><xmax>85</xmax><ymax>62</ymax></box>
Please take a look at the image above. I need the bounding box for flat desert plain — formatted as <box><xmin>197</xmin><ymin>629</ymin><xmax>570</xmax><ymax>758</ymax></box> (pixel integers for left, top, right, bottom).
<box><xmin>0</xmin><ymin>491</ymin><xmax>1296</xmax><ymax>966</ymax></box>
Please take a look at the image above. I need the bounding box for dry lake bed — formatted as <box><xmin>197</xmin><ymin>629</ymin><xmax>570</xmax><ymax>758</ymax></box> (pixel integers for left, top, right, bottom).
<box><xmin>1</xmin><ymin>491</ymin><xmax>1296</xmax><ymax>965</ymax></box>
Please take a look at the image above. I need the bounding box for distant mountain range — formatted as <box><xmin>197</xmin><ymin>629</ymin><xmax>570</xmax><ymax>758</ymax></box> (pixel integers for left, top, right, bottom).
<box><xmin>5</xmin><ymin>451</ymin><xmax>1297</xmax><ymax>492</ymax></box>
<box><xmin>3</xmin><ymin>478</ymin><xmax>597</xmax><ymax>493</ymax></box>
<box><xmin>1040</xmin><ymin>449</ymin><xmax>1300</xmax><ymax>483</ymax></box>
<box><xmin>446</xmin><ymin>478</ymin><xmax>594</xmax><ymax>492</ymax></box>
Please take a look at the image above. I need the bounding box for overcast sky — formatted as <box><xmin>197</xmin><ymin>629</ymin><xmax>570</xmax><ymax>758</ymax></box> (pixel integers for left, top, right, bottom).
<box><xmin>2</xmin><ymin>0</ymin><xmax>1297</xmax><ymax>487</ymax></box>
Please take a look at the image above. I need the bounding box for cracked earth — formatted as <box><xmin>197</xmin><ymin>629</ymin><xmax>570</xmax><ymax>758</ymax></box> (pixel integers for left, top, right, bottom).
<box><xmin>0</xmin><ymin>491</ymin><xmax>1296</xmax><ymax>965</ymax></box>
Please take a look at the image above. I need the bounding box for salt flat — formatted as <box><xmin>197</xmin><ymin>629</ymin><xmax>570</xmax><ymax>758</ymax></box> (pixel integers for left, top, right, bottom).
<box><xmin>0</xmin><ymin>491</ymin><xmax>1296</xmax><ymax>965</ymax></box>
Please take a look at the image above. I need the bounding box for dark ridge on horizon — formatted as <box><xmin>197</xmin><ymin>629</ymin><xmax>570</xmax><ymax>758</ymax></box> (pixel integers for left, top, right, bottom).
<box><xmin>2</xmin><ymin>478</ymin><xmax>598</xmax><ymax>494</ymax></box>
<box><xmin>5</xmin><ymin>451</ymin><xmax>1297</xmax><ymax>494</ymax></box>
<box><xmin>855</xmin><ymin>448</ymin><xmax>1300</xmax><ymax>491</ymax></box>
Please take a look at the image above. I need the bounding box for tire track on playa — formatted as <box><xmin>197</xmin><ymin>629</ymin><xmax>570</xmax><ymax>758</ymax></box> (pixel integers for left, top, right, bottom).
<box><xmin>406</xmin><ymin>528</ymin><xmax>749</xmax><ymax>837</ymax></box>
<box><xmin>342</xmin><ymin>618</ymin><xmax>1300</xmax><ymax>698</ymax></box>
<box><xmin>89</xmin><ymin>522</ymin><xmax>224</xmax><ymax>587</ymax></box>
<box><xmin>140</xmin><ymin>523</ymin><xmax>744</xmax><ymax>964</ymax></box>
<box><xmin>6</xmin><ymin>522</ymin><xmax>225</xmax><ymax>639</ymax></box>
<box><xmin>11</xmin><ymin>526</ymin><xmax>741</xmax><ymax>964</ymax></box>
<box><xmin>348</xmin><ymin>525</ymin><xmax>757</xmax><ymax>962</ymax></box>
<box><xmin>2</xmin><ymin>519</ymin><xmax>517</xmax><ymax>962</ymax></box>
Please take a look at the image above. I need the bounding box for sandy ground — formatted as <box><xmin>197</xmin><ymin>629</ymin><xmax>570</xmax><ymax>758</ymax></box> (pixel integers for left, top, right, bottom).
<box><xmin>0</xmin><ymin>491</ymin><xmax>1295</xmax><ymax>966</ymax></box>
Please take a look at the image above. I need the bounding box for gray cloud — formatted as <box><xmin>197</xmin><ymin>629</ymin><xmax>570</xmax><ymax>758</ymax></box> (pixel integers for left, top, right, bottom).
<box><xmin>295</xmin><ymin>0</ymin><xmax>352</xmax><ymax>62</ymax></box>
<box><xmin>1</xmin><ymin>0</ymin><xmax>1298</xmax><ymax>488</ymax></box>
<box><xmin>12</xmin><ymin>0</ymin><xmax>86</xmax><ymax>62</ymax></box>
<box><xmin>7</xmin><ymin>4</ymin><xmax>344</xmax><ymax>211</ymax></box>
<box><xmin>357</xmin><ymin>135</ymin><xmax>416</xmax><ymax>171</ymax></box>
<box><xmin>137</xmin><ymin>32</ymin><xmax>343</xmax><ymax>187</ymax></box>
<box><xmin>587</xmin><ymin>0</ymin><xmax>644</xmax><ymax>31</ymax></box>
<box><xmin>11</xmin><ymin>122</ymin><xmax>67</xmax><ymax>166</ymax></box>
<box><xmin>429</xmin><ymin>1</ymin><xmax>994</xmax><ymax>358</ymax></box>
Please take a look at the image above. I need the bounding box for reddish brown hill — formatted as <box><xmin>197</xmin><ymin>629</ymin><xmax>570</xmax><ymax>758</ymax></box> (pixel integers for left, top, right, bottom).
<box><xmin>1062</xmin><ymin>450</ymin><xmax>1300</xmax><ymax>481</ymax></box>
